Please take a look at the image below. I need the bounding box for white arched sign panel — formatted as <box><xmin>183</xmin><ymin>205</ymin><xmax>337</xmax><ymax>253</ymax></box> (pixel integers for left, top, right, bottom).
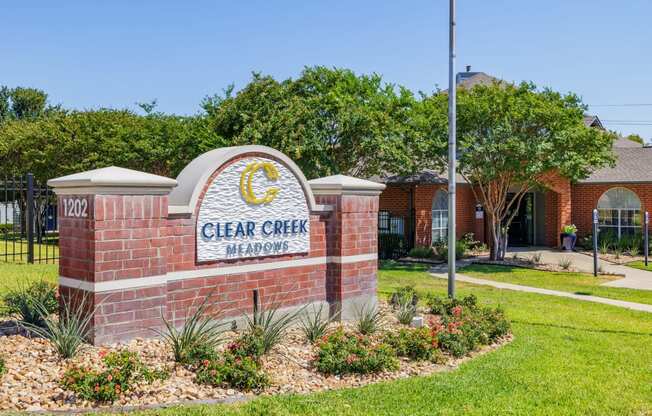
<box><xmin>196</xmin><ymin>156</ymin><xmax>310</xmax><ymax>261</ymax></box>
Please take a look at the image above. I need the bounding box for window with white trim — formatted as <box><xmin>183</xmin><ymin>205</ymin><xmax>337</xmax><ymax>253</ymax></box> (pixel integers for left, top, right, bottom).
<box><xmin>597</xmin><ymin>187</ymin><xmax>642</xmax><ymax>239</ymax></box>
<box><xmin>431</xmin><ymin>190</ymin><xmax>448</xmax><ymax>243</ymax></box>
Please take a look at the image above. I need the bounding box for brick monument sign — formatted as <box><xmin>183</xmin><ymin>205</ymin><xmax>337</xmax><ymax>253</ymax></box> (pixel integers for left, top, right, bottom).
<box><xmin>48</xmin><ymin>145</ymin><xmax>385</xmax><ymax>344</ymax></box>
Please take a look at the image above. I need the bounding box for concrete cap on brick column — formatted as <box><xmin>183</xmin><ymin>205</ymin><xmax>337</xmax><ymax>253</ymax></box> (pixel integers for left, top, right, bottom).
<box><xmin>309</xmin><ymin>174</ymin><xmax>386</xmax><ymax>196</ymax></box>
<box><xmin>48</xmin><ymin>166</ymin><xmax>178</xmax><ymax>195</ymax></box>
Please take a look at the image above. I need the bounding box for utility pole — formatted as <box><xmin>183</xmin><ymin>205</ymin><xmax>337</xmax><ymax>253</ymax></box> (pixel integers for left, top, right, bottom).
<box><xmin>447</xmin><ymin>0</ymin><xmax>457</xmax><ymax>298</ymax></box>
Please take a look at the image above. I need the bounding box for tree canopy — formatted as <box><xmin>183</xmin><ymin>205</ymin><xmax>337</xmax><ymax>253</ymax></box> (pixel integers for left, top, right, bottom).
<box><xmin>0</xmin><ymin>109</ymin><xmax>224</xmax><ymax>181</ymax></box>
<box><xmin>203</xmin><ymin>67</ymin><xmax>419</xmax><ymax>179</ymax></box>
<box><xmin>415</xmin><ymin>81</ymin><xmax>616</xmax><ymax>259</ymax></box>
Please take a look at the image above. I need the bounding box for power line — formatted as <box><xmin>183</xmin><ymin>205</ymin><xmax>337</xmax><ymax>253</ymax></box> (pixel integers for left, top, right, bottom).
<box><xmin>601</xmin><ymin>122</ymin><xmax>652</xmax><ymax>126</ymax></box>
<box><xmin>588</xmin><ymin>104</ymin><xmax>652</xmax><ymax>107</ymax></box>
<box><xmin>602</xmin><ymin>120</ymin><xmax>652</xmax><ymax>123</ymax></box>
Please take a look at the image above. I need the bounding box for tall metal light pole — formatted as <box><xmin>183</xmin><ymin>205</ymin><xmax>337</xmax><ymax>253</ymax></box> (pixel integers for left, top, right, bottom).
<box><xmin>447</xmin><ymin>0</ymin><xmax>457</xmax><ymax>298</ymax></box>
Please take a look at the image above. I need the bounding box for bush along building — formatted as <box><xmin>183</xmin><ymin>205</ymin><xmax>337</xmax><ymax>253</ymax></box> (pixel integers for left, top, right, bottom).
<box><xmin>376</xmin><ymin>70</ymin><xmax>651</xmax><ymax>258</ymax></box>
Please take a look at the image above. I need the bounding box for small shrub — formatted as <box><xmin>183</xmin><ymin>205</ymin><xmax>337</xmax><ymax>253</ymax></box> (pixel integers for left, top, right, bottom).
<box><xmin>24</xmin><ymin>293</ymin><xmax>93</xmax><ymax>359</ymax></box>
<box><xmin>558</xmin><ymin>257</ymin><xmax>573</xmax><ymax>270</ymax></box>
<box><xmin>299</xmin><ymin>304</ymin><xmax>338</xmax><ymax>344</ymax></box>
<box><xmin>389</xmin><ymin>285</ymin><xmax>419</xmax><ymax>309</ymax></box>
<box><xmin>395</xmin><ymin>301</ymin><xmax>416</xmax><ymax>325</ymax></box>
<box><xmin>426</xmin><ymin>294</ymin><xmax>478</xmax><ymax>316</ymax></box>
<box><xmin>354</xmin><ymin>303</ymin><xmax>383</xmax><ymax>335</ymax></box>
<box><xmin>426</xmin><ymin>295</ymin><xmax>510</xmax><ymax>357</ymax></box>
<box><xmin>384</xmin><ymin>327</ymin><xmax>443</xmax><ymax>362</ymax></box>
<box><xmin>408</xmin><ymin>246</ymin><xmax>434</xmax><ymax>259</ymax></box>
<box><xmin>529</xmin><ymin>252</ymin><xmax>542</xmax><ymax>264</ymax></box>
<box><xmin>3</xmin><ymin>280</ymin><xmax>58</xmax><ymax>327</ymax></box>
<box><xmin>154</xmin><ymin>294</ymin><xmax>229</xmax><ymax>365</ymax></box>
<box><xmin>244</xmin><ymin>296</ymin><xmax>305</xmax><ymax>355</ymax></box>
<box><xmin>460</xmin><ymin>232</ymin><xmax>483</xmax><ymax>251</ymax></box>
<box><xmin>62</xmin><ymin>350</ymin><xmax>167</xmax><ymax>403</ymax></box>
<box><xmin>614</xmin><ymin>248</ymin><xmax>622</xmax><ymax>260</ymax></box>
<box><xmin>314</xmin><ymin>328</ymin><xmax>398</xmax><ymax>375</ymax></box>
<box><xmin>228</xmin><ymin>327</ymin><xmax>267</xmax><ymax>360</ymax></box>
<box><xmin>629</xmin><ymin>245</ymin><xmax>640</xmax><ymax>257</ymax></box>
<box><xmin>0</xmin><ymin>355</ymin><xmax>5</xmax><ymax>377</ymax></box>
<box><xmin>195</xmin><ymin>353</ymin><xmax>269</xmax><ymax>391</ymax></box>
<box><xmin>599</xmin><ymin>240</ymin><xmax>610</xmax><ymax>255</ymax></box>
<box><xmin>434</xmin><ymin>240</ymin><xmax>468</xmax><ymax>261</ymax></box>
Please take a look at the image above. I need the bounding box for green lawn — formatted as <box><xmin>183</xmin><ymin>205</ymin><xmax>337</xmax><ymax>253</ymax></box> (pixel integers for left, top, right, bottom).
<box><xmin>0</xmin><ymin>262</ymin><xmax>57</xmax><ymax>293</ymax></box>
<box><xmin>127</xmin><ymin>262</ymin><xmax>652</xmax><ymax>416</ymax></box>
<box><xmin>459</xmin><ymin>263</ymin><xmax>652</xmax><ymax>306</ymax></box>
<box><xmin>627</xmin><ymin>260</ymin><xmax>652</xmax><ymax>272</ymax></box>
<box><xmin>0</xmin><ymin>240</ymin><xmax>59</xmax><ymax>264</ymax></box>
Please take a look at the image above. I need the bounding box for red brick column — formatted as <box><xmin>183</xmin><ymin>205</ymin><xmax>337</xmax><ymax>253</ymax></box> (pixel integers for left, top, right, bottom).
<box><xmin>49</xmin><ymin>167</ymin><xmax>177</xmax><ymax>344</ymax></box>
<box><xmin>309</xmin><ymin>175</ymin><xmax>385</xmax><ymax>319</ymax></box>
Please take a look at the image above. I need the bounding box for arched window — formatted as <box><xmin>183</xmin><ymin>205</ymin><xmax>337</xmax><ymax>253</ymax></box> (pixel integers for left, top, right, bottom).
<box><xmin>431</xmin><ymin>190</ymin><xmax>448</xmax><ymax>243</ymax></box>
<box><xmin>597</xmin><ymin>187</ymin><xmax>642</xmax><ymax>239</ymax></box>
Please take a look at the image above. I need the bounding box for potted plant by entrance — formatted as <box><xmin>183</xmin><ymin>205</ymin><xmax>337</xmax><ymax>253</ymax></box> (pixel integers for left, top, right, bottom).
<box><xmin>560</xmin><ymin>224</ymin><xmax>578</xmax><ymax>251</ymax></box>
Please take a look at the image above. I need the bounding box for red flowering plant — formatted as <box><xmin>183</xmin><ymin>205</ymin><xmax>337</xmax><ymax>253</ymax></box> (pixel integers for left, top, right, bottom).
<box><xmin>192</xmin><ymin>328</ymin><xmax>269</xmax><ymax>391</ymax></box>
<box><xmin>314</xmin><ymin>327</ymin><xmax>398</xmax><ymax>375</ymax></box>
<box><xmin>194</xmin><ymin>351</ymin><xmax>269</xmax><ymax>391</ymax></box>
<box><xmin>61</xmin><ymin>350</ymin><xmax>168</xmax><ymax>403</ymax></box>
<box><xmin>383</xmin><ymin>327</ymin><xmax>444</xmax><ymax>363</ymax></box>
<box><xmin>426</xmin><ymin>294</ymin><xmax>511</xmax><ymax>357</ymax></box>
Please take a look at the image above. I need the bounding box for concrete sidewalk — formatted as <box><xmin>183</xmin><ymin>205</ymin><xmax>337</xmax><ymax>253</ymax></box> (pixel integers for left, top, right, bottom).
<box><xmin>508</xmin><ymin>247</ymin><xmax>652</xmax><ymax>291</ymax></box>
<box><xmin>429</xmin><ymin>271</ymin><xmax>652</xmax><ymax>313</ymax></box>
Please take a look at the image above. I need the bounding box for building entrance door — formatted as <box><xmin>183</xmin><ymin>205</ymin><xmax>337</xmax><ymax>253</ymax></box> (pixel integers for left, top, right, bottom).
<box><xmin>507</xmin><ymin>193</ymin><xmax>534</xmax><ymax>246</ymax></box>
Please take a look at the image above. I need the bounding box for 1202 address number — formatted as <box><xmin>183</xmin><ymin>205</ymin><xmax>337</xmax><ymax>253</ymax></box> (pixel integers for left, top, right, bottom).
<box><xmin>62</xmin><ymin>198</ymin><xmax>89</xmax><ymax>218</ymax></box>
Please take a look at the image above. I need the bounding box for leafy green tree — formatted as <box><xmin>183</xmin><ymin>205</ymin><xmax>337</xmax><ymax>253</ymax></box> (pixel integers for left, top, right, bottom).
<box><xmin>204</xmin><ymin>67</ymin><xmax>418</xmax><ymax>179</ymax></box>
<box><xmin>416</xmin><ymin>82</ymin><xmax>616</xmax><ymax>260</ymax></box>
<box><xmin>0</xmin><ymin>109</ymin><xmax>224</xmax><ymax>181</ymax></box>
<box><xmin>10</xmin><ymin>87</ymin><xmax>48</xmax><ymax>119</ymax></box>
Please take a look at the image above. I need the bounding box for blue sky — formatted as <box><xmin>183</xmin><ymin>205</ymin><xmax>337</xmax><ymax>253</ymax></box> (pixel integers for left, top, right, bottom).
<box><xmin>3</xmin><ymin>0</ymin><xmax>651</xmax><ymax>139</ymax></box>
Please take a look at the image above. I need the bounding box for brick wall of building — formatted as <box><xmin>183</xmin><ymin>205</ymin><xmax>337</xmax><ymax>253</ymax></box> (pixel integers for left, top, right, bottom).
<box><xmin>379</xmin><ymin>183</ymin><xmax>480</xmax><ymax>247</ymax></box>
<box><xmin>572</xmin><ymin>183</ymin><xmax>652</xmax><ymax>238</ymax></box>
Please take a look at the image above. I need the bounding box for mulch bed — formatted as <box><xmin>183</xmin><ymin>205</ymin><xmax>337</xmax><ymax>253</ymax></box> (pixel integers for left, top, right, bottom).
<box><xmin>0</xmin><ymin>302</ymin><xmax>512</xmax><ymax>413</ymax></box>
<box><xmin>472</xmin><ymin>257</ymin><xmax>623</xmax><ymax>276</ymax></box>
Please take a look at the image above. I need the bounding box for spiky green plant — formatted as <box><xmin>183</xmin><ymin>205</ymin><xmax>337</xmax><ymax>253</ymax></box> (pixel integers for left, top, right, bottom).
<box><xmin>154</xmin><ymin>294</ymin><xmax>229</xmax><ymax>365</ymax></box>
<box><xmin>299</xmin><ymin>303</ymin><xmax>339</xmax><ymax>344</ymax></box>
<box><xmin>529</xmin><ymin>252</ymin><xmax>542</xmax><ymax>264</ymax></box>
<box><xmin>395</xmin><ymin>301</ymin><xmax>416</xmax><ymax>325</ymax></box>
<box><xmin>22</xmin><ymin>292</ymin><xmax>93</xmax><ymax>359</ymax></box>
<box><xmin>244</xmin><ymin>296</ymin><xmax>306</xmax><ymax>355</ymax></box>
<box><xmin>3</xmin><ymin>280</ymin><xmax>58</xmax><ymax>328</ymax></box>
<box><xmin>354</xmin><ymin>303</ymin><xmax>383</xmax><ymax>335</ymax></box>
<box><xmin>599</xmin><ymin>240</ymin><xmax>610</xmax><ymax>255</ymax></box>
<box><xmin>558</xmin><ymin>257</ymin><xmax>573</xmax><ymax>270</ymax></box>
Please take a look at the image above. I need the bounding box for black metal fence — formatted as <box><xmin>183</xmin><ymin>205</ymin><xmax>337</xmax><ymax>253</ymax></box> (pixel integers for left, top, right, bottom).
<box><xmin>1</xmin><ymin>174</ymin><xmax>58</xmax><ymax>264</ymax></box>
<box><xmin>378</xmin><ymin>210</ymin><xmax>414</xmax><ymax>259</ymax></box>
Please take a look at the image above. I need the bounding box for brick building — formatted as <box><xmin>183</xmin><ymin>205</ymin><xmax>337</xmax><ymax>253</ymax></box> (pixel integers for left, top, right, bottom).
<box><xmin>376</xmin><ymin>71</ymin><xmax>652</xmax><ymax>252</ymax></box>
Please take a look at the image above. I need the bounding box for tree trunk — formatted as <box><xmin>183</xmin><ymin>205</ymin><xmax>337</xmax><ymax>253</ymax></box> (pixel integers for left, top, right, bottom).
<box><xmin>488</xmin><ymin>213</ymin><xmax>500</xmax><ymax>261</ymax></box>
<box><xmin>488</xmin><ymin>212</ymin><xmax>508</xmax><ymax>261</ymax></box>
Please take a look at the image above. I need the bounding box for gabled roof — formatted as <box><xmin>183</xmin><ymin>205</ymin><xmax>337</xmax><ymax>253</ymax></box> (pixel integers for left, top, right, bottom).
<box><xmin>372</xmin><ymin>169</ymin><xmax>467</xmax><ymax>185</ymax></box>
<box><xmin>580</xmin><ymin>147</ymin><xmax>652</xmax><ymax>183</ymax></box>
<box><xmin>456</xmin><ymin>71</ymin><xmax>500</xmax><ymax>89</ymax></box>
<box><xmin>583</xmin><ymin>115</ymin><xmax>604</xmax><ymax>129</ymax></box>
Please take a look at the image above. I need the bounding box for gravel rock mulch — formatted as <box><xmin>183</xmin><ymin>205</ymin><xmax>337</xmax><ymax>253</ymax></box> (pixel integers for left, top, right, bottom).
<box><xmin>577</xmin><ymin>250</ymin><xmax>642</xmax><ymax>266</ymax></box>
<box><xmin>474</xmin><ymin>255</ymin><xmax>623</xmax><ymax>276</ymax></box>
<box><xmin>0</xmin><ymin>303</ymin><xmax>512</xmax><ymax>413</ymax></box>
